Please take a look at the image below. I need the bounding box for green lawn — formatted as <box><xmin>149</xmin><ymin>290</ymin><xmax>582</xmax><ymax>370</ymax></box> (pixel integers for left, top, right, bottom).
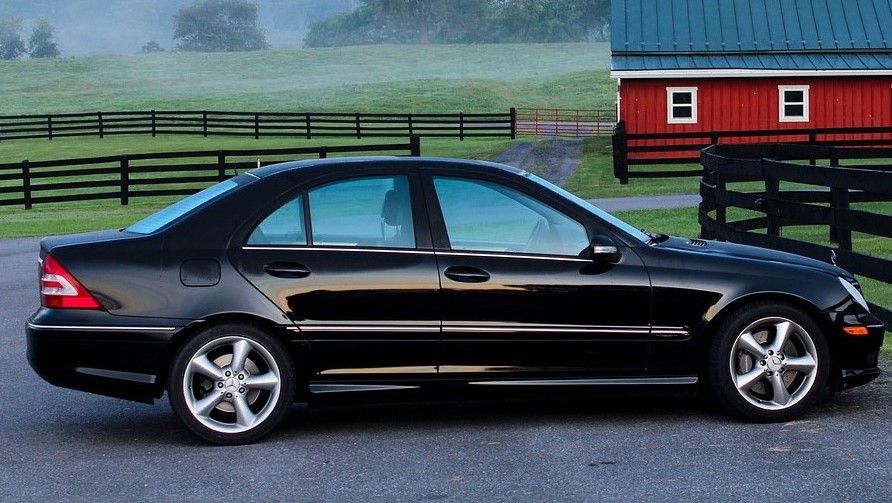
<box><xmin>0</xmin><ymin>43</ymin><xmax>614</xmax><ymax>115</ymax></box>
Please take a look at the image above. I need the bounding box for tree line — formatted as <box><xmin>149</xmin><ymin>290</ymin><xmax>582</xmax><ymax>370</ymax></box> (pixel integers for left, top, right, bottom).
<box><xmin>0</xmin><ymin>0</ymin><xmax>609</xmax><ymax>59</ymax></box>
<box><xmin>0</xmin><ymin>18</ymin><xmax>61</xmax><ymax>59</ymax></box>
<box><xmin>305</xmin><ymin>0</ymin><xmax>610</xmax><ymax>47</ymax></box>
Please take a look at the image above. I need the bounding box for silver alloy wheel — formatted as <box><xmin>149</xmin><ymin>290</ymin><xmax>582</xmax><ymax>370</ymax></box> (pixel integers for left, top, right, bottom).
<box><xmin>182</xmin><ymin>335</ymin><xmax>282</xmax><ymax>434</ymax></box>
<box><xmin>728</xmin><ymin>316</ymin><xmax>819</xmax><ymax>410</ymax></box>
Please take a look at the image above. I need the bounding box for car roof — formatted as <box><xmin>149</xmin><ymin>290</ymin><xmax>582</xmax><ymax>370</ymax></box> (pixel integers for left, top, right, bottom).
<box><xmin>247</xmin><ymin>156</ymin><xmax>528</xmax><ymax>179</ymax></box>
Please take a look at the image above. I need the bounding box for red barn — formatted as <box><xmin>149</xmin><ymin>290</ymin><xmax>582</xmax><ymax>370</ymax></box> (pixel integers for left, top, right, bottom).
<box><xmin>611</xmin><ymin>0</ymin><xmax>892</xmax><ymax>155</ymax></box>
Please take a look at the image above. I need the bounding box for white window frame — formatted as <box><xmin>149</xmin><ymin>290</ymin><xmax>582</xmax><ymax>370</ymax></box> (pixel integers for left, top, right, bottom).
<box><xmin>666</xmin><ymin>87</ymin><xmax>698</xmax><ymax>124</ymax></box>
<box><xmin>779</xmin><ymin>85</ymin><xmax>810</xmax><ymax>122</ymax></box>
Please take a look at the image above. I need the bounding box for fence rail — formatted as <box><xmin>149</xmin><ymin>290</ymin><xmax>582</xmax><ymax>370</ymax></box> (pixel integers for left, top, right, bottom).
<box><xmin>698</xmin><ymin>143</ymin><xmax>892</xmax><ymax>326</ymax></box>
<box><xmin>0</xmin><ymin>110</ymin><xmax>515</xmax><ymax>141</ymax></box>
<box><xmin>612</xmin><ymin>121</ymin><xmax>892</xmax><ymax>183</ymax></box>
<box><xmin>0</xmin><ymin>138</ymin><xmax>420</xmax><ymax>209</ymax></box>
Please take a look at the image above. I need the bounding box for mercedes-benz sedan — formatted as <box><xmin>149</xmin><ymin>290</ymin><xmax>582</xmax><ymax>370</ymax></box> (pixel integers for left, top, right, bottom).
<box><xmin>27</xmin><ymin>157</ymin><xmax>885</xmax><ymax>444</ymax></box>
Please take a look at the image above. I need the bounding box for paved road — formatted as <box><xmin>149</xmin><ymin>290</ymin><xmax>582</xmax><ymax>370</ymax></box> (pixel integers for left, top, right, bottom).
<box><xmin>2</xmin><ymin>234</ymin><xmax>890</xmax><ymax>502</ymax></box>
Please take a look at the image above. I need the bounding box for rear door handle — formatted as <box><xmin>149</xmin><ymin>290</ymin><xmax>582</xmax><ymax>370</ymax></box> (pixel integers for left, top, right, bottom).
<box><xmin>443</xmin><ymin>266</ymin><xmax>490</xmax><ymax>283</ymax></box>
<box><xmin>264</xmin><ymin>262</ymin><xmax>311</xmax><ymax>278</ymax></box>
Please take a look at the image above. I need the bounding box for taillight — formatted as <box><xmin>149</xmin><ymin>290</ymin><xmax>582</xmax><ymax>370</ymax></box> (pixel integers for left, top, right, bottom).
<box><xmin>39</xmin><ymin>254</ymin><xmax>103</xmax><ymax>309</ymax></box>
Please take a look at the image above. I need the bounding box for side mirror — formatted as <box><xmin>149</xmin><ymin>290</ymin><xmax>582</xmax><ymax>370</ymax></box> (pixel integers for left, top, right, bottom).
<box><xmin>589</xmin><ymin>234</ymin><xmax>621</xmax><ymax>263</ymax></box>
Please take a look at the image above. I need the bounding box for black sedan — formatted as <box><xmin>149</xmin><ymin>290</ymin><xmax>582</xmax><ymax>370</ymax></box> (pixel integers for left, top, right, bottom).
<box><xmin>27</xmin><ymin>157</ymin><xmax>885</xmax><ymax>444</ymax></box>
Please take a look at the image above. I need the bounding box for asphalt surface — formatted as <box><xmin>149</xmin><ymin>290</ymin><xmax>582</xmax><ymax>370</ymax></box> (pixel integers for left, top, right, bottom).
<box><xmin>2</xmin><ymin>224</ymin><xmax>891</xmax><ymax>501</ymax></box>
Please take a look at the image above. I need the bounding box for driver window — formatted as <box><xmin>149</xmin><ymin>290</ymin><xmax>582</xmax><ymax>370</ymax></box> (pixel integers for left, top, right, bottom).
<box><xmin>433</xmin><ymin>177</ymin><xmax>589</xmax><ymax>256</ymax></box>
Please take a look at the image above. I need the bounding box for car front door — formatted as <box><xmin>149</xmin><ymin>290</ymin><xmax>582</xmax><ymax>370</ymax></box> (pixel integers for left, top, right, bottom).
<box><xmin>424</xmin><ymin>172</ymin><xmax>653</xmax><ymax>382</ymax></box>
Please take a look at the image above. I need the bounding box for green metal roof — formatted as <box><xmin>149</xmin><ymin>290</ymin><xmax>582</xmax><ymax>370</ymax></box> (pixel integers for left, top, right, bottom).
<box><xmin>612</xmin><ymin>0</ymin><xmax>892</xmax><ymax>73</ymax></box>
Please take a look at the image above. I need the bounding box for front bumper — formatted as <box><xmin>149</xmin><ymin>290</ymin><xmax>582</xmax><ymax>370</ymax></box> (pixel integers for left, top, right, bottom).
<box><xmin>830</xmin><ymin>312</ymin><xmax>885</xmax><ymax>392</ymax></box>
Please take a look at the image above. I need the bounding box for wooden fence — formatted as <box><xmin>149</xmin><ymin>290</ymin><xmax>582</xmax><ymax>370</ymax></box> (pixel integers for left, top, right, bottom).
<box><xmin>613</xmin><ymin>121</ymin><xmax>892</xmax><ymax>184</ymax></box>
<box><xmin>0</xmin><ymin>138</ymin><xmax>420</xmax><ymax>209</ymax></box>
<box><xmin>699</xmin><ymin>143</ymin><xmax>892</xmax><ymax>326</ymax></box>
<box><xmin>0</xmin><ymin>110</ymin><xmax>515</xmax><ymax>141</ymax></box>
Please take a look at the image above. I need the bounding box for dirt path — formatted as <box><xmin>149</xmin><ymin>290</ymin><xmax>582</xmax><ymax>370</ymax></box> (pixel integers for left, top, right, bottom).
<box><xmin>491</xmin><ymin>138</ymin><xmax>583</xmax><ymax>187</ymax></box>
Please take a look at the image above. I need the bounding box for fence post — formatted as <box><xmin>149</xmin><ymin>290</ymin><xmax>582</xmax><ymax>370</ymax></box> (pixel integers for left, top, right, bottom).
<box><xmin>151</xmin><ymin>110</ymin><xmax>157</xmax><ymax>137</ymax></box>
<box><xmin>98</xmin><ymin>112</ymin><xmax>104</xmax><ymax>139</ymax></box>
<box><xmin>202</xmin><ymin>112</ymin><xmax>208</xmax><ymax>137</ymax></box>
<box><xmin>459</xmin><ymin>113</ymin><xmax>465</xmax><ymax>141</ymax></box>
<box><xmin>714</xmin><ymin>169</ymin><xmax>727</xmax><ymax>240</ymax></box>
<box><xmin>254</xmin><ymin>113</ymin><xmax>260</xmax><ymax>139</ymax></box>
<box><xmin>510</xmin><ymin>107</ymin><xmax>517</xmax><ymax>139</ymax></box>
<box><xmin>47</xmin><ymin>116</ymin><xmax>53</xmax><ymax>140</ymax></box>
<box><xmin>319</xmin><ymin>147</ymin><xmax>328</xmax><ymax>159</ymax></box>
<box><xmin>217</xmin><ymin>152</ymin><xmax>226</xmax><ymax>181</ymax></box>
<box><xmin>764</xmin><ymin>161</ymin><xmax>781</xmax><ymax>237</ymax></box>
<box><xmin>409</xmin><ymin>135</ymin><xmax>421</xmax><ymax>156</ymax></box>
<box><xmin>808</xmin><ymin>131</ymin><xmax>817</xmax><ymax>165</ymax></box>
<box><xmin>830</xmin><ymin>187</ymin><xmax>852</xmax><ymax>249</ymax></box>
<box><xmin>22</xmin><ymin>160</ymin><xmax>32</xmax><ymax>210</ymax></box>
<box><xmin>355</xmin><ymin>113</ymin><xmax>362</xmax><ymax>139</ymax></box>
<box><xmin>612</xmin><ymin>120</ymin><xmax>629</xmax><ymax>184</ymax></box>
<box><xmin>408</xmin><ymin>114</ymin><xmax>414</xmax><ymax>136</ymax></box>
<box><xmin>120</xmin><ymin>155</ymin><xmax>129</xmax><ymax>206</ymax></box>
<box><xmin>305</xmin><ymin>113</ymin><xmax>312</xmax><ymax>139</ymax></box>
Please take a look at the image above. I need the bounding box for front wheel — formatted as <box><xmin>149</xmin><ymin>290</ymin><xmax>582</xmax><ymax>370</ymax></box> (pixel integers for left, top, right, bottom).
<box><xmin>168</xmin><ymin>323</ymin><xmax>295</xmax><ymax>445</ymax></box>
<box><xmin>707</xmin><ymin>302</ymin><xmax>830</xmax><ymax>422</ymax></box>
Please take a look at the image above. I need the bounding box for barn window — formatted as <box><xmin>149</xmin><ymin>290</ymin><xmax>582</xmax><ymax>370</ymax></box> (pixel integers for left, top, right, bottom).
<box><xmin>779</xmin><ymin>85</ymin><xmax>810</xmax><ymax>122</ymax></box>
<box><xmin>667</xmin><ymin>87</ymin><xmax>697</xmax><ymax>124</ymax></box>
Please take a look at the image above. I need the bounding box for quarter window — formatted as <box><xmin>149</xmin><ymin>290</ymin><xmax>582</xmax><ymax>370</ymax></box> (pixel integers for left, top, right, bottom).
<box><xmin>433</xmin><ymin>177</ymin><xmax>589</xmax><ymax>256</ymax></box>
<box><xmin>667</xmin><ymin>87</ymin><xmax>697</xmax><ymax>124</ymax></box>
<box><xmin>779</xmin><ymin>85</ymin><xmax>809</xmax><ymax>122</ymax></box>
<box><xmin>247</xmin><ymin>195</ymin><xmax>306</xmax><ymax>245</ymax></box>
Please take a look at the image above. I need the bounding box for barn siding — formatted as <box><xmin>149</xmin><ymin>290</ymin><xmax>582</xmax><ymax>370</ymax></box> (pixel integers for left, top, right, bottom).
<box><xmin>620</xmin><ymin>76</ymin><xmax>892</xmax><ymax>134</ymax></box>
<box><xmin>620</xmin><ymin>76</ymin><xmax>892</xmax><ymax>158</ymax></box>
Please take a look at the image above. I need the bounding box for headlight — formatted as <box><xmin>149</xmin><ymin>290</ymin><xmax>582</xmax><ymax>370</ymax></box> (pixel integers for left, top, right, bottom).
<box><xmin>838</xmin><ymin>277</ymin><xmax>870</xmax><ymax>311</ymax></box>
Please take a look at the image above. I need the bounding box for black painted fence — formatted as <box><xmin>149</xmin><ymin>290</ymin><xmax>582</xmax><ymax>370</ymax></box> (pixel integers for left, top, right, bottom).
<box><xmin>699</xmin><ymin>143</ymin><xmax>892</xmax><ymax>326</ymax></box>
<box><xmin>0</xmin><ymin>138</ymin><xmax>420</xmax><ymax>209</ymax></box>
<box><xmin>0</xmin><ymin>110</ymin><xmax>515</xmax><ymax>141</ymax></box>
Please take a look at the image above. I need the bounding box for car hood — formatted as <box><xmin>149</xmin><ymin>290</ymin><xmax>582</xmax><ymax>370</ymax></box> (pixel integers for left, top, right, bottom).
<box><xmin>654</xmin><ymin>236</ymin><xmax>851</xmax><ymax>279</ymax></box>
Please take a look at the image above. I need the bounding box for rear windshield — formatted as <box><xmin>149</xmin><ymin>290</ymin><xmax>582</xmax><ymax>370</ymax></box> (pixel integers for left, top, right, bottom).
<box><xmin>126</xmin><ymin>179</ymin><xmax>239</xmax><ymax>234</ymax></box>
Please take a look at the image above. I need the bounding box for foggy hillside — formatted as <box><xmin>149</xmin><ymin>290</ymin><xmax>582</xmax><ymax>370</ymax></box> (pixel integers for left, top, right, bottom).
<box><xmin>0</xmin><ymin>0</ymin><xmax>355</xmax><ymax>56</ymax></box>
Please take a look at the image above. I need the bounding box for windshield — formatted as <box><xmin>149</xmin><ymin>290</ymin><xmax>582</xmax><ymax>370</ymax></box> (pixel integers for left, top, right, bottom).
<box><xmin>526</xmin><ymin>173</ymin><xmax>652</xmax><ymax>243</ymax></box>
<box><xmin>126</xmin><ymin>179</ymin><xmax>240</xmax><ymax>234</ymax></box>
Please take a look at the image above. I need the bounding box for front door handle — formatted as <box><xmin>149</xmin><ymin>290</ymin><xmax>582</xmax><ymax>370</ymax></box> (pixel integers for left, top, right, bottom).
<box><xmin>444</xmin><ymin>266</ymin><xmax>490</xmax><ymax>283</ymax></box>
<box><xmin>264</xmin><ymin>262</ymin><xmax>311</xmax><ymax>278</ymax></box>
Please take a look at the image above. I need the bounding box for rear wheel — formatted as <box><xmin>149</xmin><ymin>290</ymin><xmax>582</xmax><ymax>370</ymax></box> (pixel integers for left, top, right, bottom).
<box><xmin>168</xmin><ymin>323</ymin><xmax>295</xmax><ymax>445</ymax></box>
<box><xmin>708</xmin><ymin>302</ymin><xmax>829</xmax><ymax>422</ymax></box>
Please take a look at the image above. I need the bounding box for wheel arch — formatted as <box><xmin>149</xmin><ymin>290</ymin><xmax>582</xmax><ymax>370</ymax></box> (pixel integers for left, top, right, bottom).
<box><xmin>152</xmin><ymin>313</ymin><xmax>305</xmax><ymax>398</ymax></box>
<box><xmin>700</xmin><ymin>291</ymin><xmax>835</xmax><ymax>370</ymax></box>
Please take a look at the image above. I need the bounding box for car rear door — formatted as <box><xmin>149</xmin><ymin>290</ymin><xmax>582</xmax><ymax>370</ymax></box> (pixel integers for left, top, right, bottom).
<box><xmin>231</xmin><ymin>167</ymin><xmax>442</xmax><ymax>390</ymax></box>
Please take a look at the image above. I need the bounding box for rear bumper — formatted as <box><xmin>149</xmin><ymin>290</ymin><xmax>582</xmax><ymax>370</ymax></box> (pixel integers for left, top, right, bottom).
<box><xmin>26</xmin><ymin>311</ymin><xmax>181</xmax><ymax>403</ymax></box>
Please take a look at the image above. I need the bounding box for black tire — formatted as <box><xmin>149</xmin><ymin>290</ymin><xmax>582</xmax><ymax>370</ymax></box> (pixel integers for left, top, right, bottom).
<box><xmin>168</xmin><ymin>323</ymin><xmax>295</xmax><ymax>445</ymax></box>
<box><xmin>707</xmin><ymin>302</ymin><xmax>830</xmax><ymax>423</ymax></box>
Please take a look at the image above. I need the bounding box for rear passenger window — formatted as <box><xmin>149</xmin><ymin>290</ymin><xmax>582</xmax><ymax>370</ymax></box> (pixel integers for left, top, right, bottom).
<box><xmin>309</xmin><ymin>175</ymin><xmax>415</xmax><ymax>248</ymax></box>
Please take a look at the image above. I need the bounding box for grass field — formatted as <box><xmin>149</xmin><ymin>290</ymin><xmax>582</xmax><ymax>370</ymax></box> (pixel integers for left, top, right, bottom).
<box><xmin>0</xmin><ymin>43</ymin><xmax>614</xmax><ymax>114</ymax></box>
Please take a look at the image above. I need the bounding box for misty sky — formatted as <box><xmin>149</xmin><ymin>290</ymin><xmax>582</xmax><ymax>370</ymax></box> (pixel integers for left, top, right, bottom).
<box><xmin>0</xmin><ymin>0</ymin><xmax>355</xmax><ymax>56</ymax></box>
